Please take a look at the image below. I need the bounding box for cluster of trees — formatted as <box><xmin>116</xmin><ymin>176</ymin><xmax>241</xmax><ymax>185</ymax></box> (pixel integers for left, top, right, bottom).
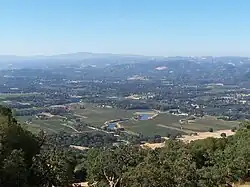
<box><xmin>48</xmin><ymin>132</ymin><xmax>117</xmax><ymax>148</ymax></box>
<box><xmin>13</xmin><ymin>108</ymin><xmax>46</xmax><ymax>116</ymax></box>
<box><xmin>3</xmin><ymin>104</ymin><xmax>250</xmax><ymax>187</ymax></box>
<box><xmin>0</xmin><ymin>106</ymin><xmax>79</xmax><ymax>187</ymax></box>
<box><xmin>86</xmin><ymin>124</ymin><xmax>250</xmax><ymax>187</ymax></box>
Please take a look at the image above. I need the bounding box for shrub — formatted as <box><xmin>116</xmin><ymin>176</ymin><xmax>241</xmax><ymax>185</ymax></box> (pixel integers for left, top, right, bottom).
<box><xmin>220</xmin><ymin>133</ymin><xmax>227</xmax><ymax>138</ymax></box>
<box><xmin>208</xmin><ymin>128</ymin><xmax>214</xmax><ymax>132</ymax></box>
<box><xmin>231</xmin><ymin>127</ymin><xmax>237</xmax><ymax>132</ymax></box>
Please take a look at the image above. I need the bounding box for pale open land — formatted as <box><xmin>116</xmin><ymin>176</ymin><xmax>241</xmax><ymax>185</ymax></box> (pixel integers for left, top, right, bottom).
<box><xmin>69</xmin><ymin>145</ymin><xmax>89</xmax><ymax>151</ymax></box>
<box><xmin>73</xmin><ymin>183</ymin><xmax>250</xmax><ymax>187</ymax></box>
<box><xmin>141</xmin><ymin>129</ymin><xmax>236</xmax><ymax>149</ymax></box>
<box><xmin>141</xmin><ymin>142</ymin><xmax>166</xmax><ymax>149</ymax></box>
<box><xmin>73</xmin><ymin>179</ymin><xmax>250</xmax><ymax>187</ymax></box>
<box><xmin>125</xmin><ymin>95</ymin><xmax>141</xmax><ymax>100</ymax></box>
<box><xmin>234</xmin><ymin>184</ymin><xmax>250</xmax><ymax>187</ymax></box>
<box><xmin>179</xmin><ymin>129</ymin><xmax>235</xmax><ymax>143</ymax></box>
<box><xmin>72</xmin><ymin>182</ymin><xmax>89</xmax><ymax>187</ymax></box>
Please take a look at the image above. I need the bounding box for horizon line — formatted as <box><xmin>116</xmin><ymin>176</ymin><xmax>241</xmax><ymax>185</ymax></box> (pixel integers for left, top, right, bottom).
<box><xmin>0</xmin><ymin>52</ymin><xmax>250</xmax><ymax>58</ymax></box>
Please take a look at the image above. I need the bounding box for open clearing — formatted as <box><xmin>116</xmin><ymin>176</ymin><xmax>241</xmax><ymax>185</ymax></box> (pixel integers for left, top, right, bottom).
<box><xmin>178</xmin><ymin>129</ymin><xmax>235</xmax><ymax>143</ymax></box>
<box><xmin>71</xmin><ymin>103</ymin><xmax>134</xmax><ymax>127</ymax></box>
<box><xmin>69</xmin><ymin>145</ymin><xmax>89</xmax><ymax>151</ymax></box>
<box><xmin>24</xmin><ymin>119</ymin><xmax>76</xmax><ymax>134</ymax></box>
<box><xmin>141</xmin><ymin>129</ymin><xmax>236</xmax><ymax>149</ymax></box>
<box><xmin>121</xmin><ymin>113</ymin><xmax>239</xmax><ymax>137</ymax></box>
<box><xmin>71</xmin><ymin>104</ymin><xmax>184</xmax><ymax>136</ymax></box>
<box><xmin>71</xmin><ymin>103</ymin><xmax>240</xmax><ymax>137</ymax></box>
<box><xmin>182</xmin><ymin>115</ymin><xmax>239</xmax><ymax>132</ymax></box>
<box><xmin>17</xmin><ymin>103</ymin><xmax>240</xmax><ymax>137</ymax></box>
<box><xmin>117</xmin><ymin>113</ymin><xmax>185</xmax><ymax>137</ymax></box>
<box><xmin>18</xmin><ymin>115</ymin><xmax>92</xmax><ymax>134</ymax></box>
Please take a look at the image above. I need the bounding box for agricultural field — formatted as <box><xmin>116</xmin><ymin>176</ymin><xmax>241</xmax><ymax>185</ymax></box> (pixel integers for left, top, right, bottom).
<box><xmin>121</xmin><ymin>114</ymin><xmax>240</xmax><ymax>137</ymax></box>
<box><xmin>16</xmin><ymin>103</ymin><xmax>240</xmax><ymax>137</ymax></box>
<box><xmin>182</xmin><ymin>116</ymin><xmax>240</xmax><ymax>132</ymax></box>
<box><xmin>17</xmin><ymin>115</ymin><xmax>91</xmax><ymax>134</ymax></box>
<box><xmin>70</xmin><ymin>103</ymin><xmax>240</xmax><ymax>137</ymax></box>
<box><xmin>70</xmin><ymin>103</ymin><xmax>135</xmax><ymax>127</ymax></box>
<box><xmin>121</xmin><ymin>113</ymin><xmax>185</xmax><ymax>137</ymax></box>
<box><xmin>0</xmin><ymin>92</ymin><xmax>39</xmax><ymax>101</ymax></box>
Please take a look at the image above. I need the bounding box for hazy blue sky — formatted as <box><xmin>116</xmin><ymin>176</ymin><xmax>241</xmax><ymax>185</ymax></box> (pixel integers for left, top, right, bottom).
<box><xmin>1</xmin><ymin>0</ymin><xmax>250</xmax><ymax>56</ymax></box>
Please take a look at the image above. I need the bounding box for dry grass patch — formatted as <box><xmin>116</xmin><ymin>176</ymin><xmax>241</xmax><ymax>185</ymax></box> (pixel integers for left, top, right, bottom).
<box><xmin>178</xmin><ymin>129</ymin><xmax>235</xmax><ymax>143</ymax></box>
<box><xmin>140</xmin><ymin>142</ymin><xmax>165</xmax><ymax>150</ymax></box>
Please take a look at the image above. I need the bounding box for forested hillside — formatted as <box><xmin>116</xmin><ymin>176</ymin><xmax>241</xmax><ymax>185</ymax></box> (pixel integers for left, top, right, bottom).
<box><xmin>1</xmin><ymin>105</ymin><xmax>250</xmax><ymax>187</ymax></box>
<box><xmin>0</xmin><ymin>105</ymin><xmax>79</xmax><ymax>187</ymax></box>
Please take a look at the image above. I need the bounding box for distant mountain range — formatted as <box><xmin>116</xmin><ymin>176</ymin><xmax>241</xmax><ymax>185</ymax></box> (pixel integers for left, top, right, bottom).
<box><xmin>0</xmin><ymin>52</ymin><xmax>164</xmax><ymax>62</ymax></box>
<box><xmin>1</xmin><ymin>52</ymin><xmax>249</xmax><ymax>61</ymax></box>
<box><xmin>0</xmin><ymin>52</ymin><xmax>166</xmax><ymax>69</ymax></box>
<box><xmin>0</xmin><ymin>52</ymin><xmax>249</xmax><ymax>69</ymax></box>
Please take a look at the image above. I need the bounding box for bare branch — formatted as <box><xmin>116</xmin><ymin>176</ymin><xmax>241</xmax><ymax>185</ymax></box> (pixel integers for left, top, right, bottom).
<box><xmin>114</xmin><ymin>178</ymin><xmax>120</xmax><ymax>186</ymax></box>
<box><xmin>103</xmin><ymin>169</ymin><xmax>111</xmax><ymax>183</ymax></box>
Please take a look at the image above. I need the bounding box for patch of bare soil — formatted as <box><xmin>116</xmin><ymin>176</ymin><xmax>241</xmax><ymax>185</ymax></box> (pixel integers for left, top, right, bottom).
<box><xmin>141</xmin><ymin>129</ymin><xmax>235</xmax><ymax>150</ymax></box>
<box><xmin>72</xmin><ymin>182</ymin><xmax>88</xmax><ymax>187</ymax></box>
<box><xmin>140</xmin><ymin>142</ymin><xmax>165</xmax><ymax>150</ymax></box>
<box><xmin>178</xmin><ymin>129</ymin><xmax>235</xmax><ymax>143</ymax></box>
<box><xmin>69</xmin><ymin>145</ymin><xmax>89</xmax><ymax>151</ymax></box>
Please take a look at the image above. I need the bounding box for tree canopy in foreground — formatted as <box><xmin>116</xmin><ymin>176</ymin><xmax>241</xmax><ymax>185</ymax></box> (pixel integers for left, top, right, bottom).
<box><xmin>1</xmin><ymin>105</ymin><xmax>250</xmax><ymax>187</ymax></box>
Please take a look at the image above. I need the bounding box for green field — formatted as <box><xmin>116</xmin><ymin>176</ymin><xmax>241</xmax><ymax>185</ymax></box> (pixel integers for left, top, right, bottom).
<box><xmin>0</xmin><ymin>93</ymin><xmax>40</xmax><ymax>100</ymax></box>
<box><xmin>71</xmin><ymin>103</ymin><xmax>135</xmax><ymax>127</ymax></box>
<box><xmin>121</xmin><ymin>114</ymin><xmax>184</xmax><ymax>136</ymax></box>
<box><xmin>121</xmin><ymin>114</ymin><xmax>240</xmax><ymax>137</ymax></box>
<box><xmin>71</xmin><ymin>104</ymin><xmax>181</xmax><ymax>136</ymax></box>
<box><xmin>16</xmin><ymin>103</ymin><xmax>240</xmax><ymax>137</ymax></box>
<box><xmin>17</xmin><ymin>116</ymin><xmax>87</xmax><ymax>134</ymax></box>
<box><xmin>124</xmin><ymin>122</ymin><xmax>184</xmax><ymax>137</ymax></box>
<box><xmin>70</xmin><ymin>103</ymin><xmax>240</xmax><ymax>137</ymax></box>
<box><xmin>182</xmin><ymin>116</ymin><xmax>239</xmax><ymax>131</ymax></box>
